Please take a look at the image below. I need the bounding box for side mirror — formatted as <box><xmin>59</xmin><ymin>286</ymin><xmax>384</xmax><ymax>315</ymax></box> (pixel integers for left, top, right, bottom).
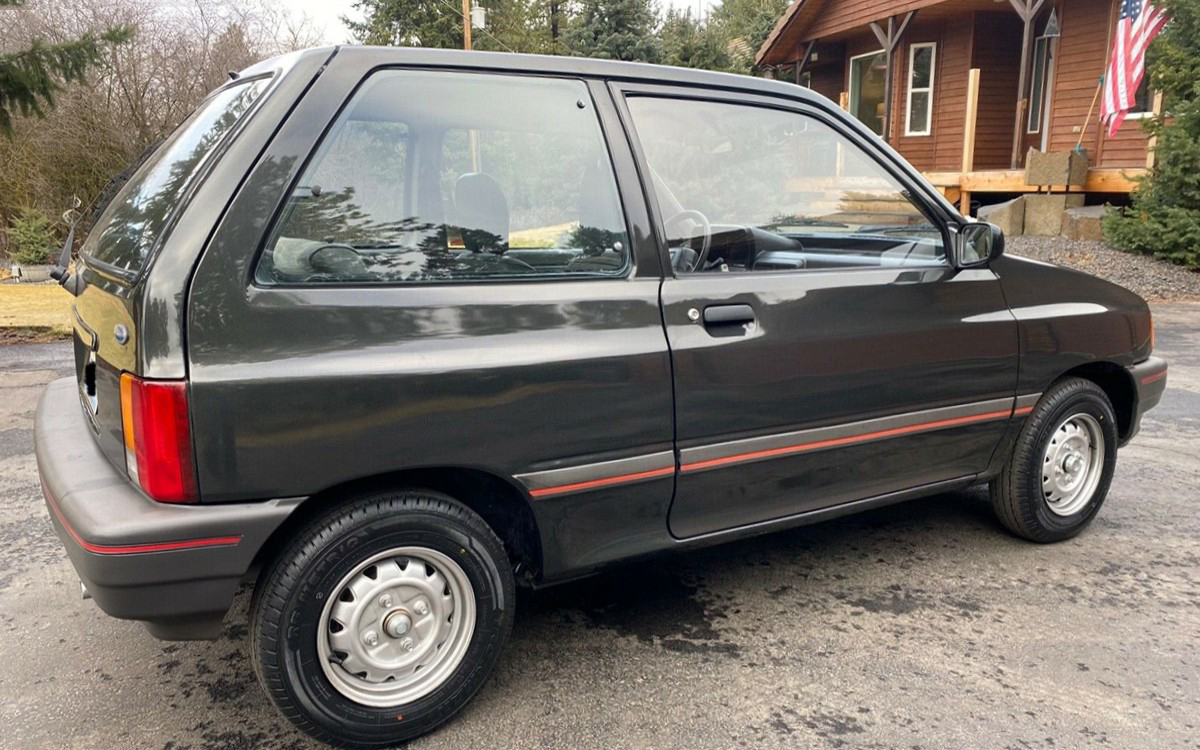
<box><xmin>954</xmin><ymin>221</ymin><xmax>1004</xmax><ymax>268</ymax></box>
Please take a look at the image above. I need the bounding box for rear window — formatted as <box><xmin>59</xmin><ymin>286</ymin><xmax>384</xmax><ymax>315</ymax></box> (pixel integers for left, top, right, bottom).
<box><xmin>82</xmin><ymin>77</ymin><xmax>271</xmax><ymax>276</ymax></box>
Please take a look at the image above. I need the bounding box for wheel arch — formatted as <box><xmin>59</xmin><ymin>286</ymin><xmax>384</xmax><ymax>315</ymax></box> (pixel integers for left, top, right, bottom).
<box><xmin>251</xmin><ymin>467</ymin><xmax>543</xmax><ymax>584</ymax></box>
<box><xmin>1057</xmin><ymin>361</ymin><xmax>1136</xmax><ymax>441</ymax></box>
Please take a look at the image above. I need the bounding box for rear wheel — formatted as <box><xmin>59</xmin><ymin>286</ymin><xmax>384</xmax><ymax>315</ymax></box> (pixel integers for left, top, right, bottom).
<box><xmin>251</xmin><ymin>489</ymin><xmax>515</xmax><ymax>748</ymax></box>
<box><xmin>990</xmin><ymin>378</ymin><xmax>1118</xmax><ymax>542</ymax></box>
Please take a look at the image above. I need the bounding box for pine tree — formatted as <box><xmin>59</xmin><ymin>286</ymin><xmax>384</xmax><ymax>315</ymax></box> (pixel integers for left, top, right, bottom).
<box><xmin>1103</xmin><ymin>0</ymin><xmax>1200</xmax><ymax>269</ymax></box>
<box><xmin>0</xmin><ymin>0</ymin><xmax>133</xmax><ymax>136</ymax></box>
<box><xmin>661</xmin><ymin>9</ymin><xmax>731</xmax><ymax>72</ymax></box>
<box><xmin>710</xmin><ymin>0</ymin><xmax>789</xmax><ymax>73</ymax></box>
<box><xmin>345</xmin><ymin>0</ymin><xmax>464</xmax><ymax>49</ymax></box>
<box><xmin>564</xmin><ymin>0</ymin><xmax>664</xmax><ymax>64</ymax></box>
<box><xmin>346</xmin><ymin>0</ymin><xmax>551</xmax><ymax>53</ymax></box>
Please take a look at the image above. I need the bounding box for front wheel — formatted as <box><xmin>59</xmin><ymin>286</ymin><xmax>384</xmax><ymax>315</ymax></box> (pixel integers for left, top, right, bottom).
<box><xmin>990</xmin><ymin>378</ymin><xmax>1119</xmax><ymax>542</ymax></box>
<box><xmin>250</xmin><ymin>489</ymin><xmax>515</xmax><ymax>748</ymax></box>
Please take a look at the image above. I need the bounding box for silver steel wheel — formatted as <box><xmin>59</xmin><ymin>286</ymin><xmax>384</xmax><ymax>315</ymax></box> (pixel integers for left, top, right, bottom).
<box><xmin>317</xmin><ymin>547</ymin><xmax>476</xmax><ymax>708</ymax></box>
<box><xmin>1041</xmin><ymin>412</ymin><xmax>1105</xmax><ymax>517</ymax></box>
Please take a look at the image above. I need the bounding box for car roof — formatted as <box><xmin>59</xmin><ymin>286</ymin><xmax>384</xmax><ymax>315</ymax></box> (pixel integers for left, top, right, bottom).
<box><xmin>242</xmin><ymin>45</ymin><xmax>822</xmax><ymax>105</ymax></box>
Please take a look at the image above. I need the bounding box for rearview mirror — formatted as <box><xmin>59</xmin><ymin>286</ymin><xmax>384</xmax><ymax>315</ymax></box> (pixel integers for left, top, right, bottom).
<box><xmin>955</xmin><ymin>221</ymin><xmax>1004</xmax><ymax>268</ymax></box>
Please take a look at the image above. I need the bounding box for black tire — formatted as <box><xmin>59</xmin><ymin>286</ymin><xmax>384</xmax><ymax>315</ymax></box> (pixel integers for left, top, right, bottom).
<box><xmin>990</xmin><ymin>377</ymin><xmax>1119</xmax><ymax>542</ymax></box>
<box><xmin>250</xmin><ymin>489</ymin><xmax>515</xmax><ymax>748</ymax></box>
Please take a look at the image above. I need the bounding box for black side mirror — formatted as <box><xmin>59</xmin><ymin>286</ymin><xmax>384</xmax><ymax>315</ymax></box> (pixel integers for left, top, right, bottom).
<box><xmin>954</xmin><ymin>221</ymin><xmax>1005</xmax><ymax>268</ymax></box>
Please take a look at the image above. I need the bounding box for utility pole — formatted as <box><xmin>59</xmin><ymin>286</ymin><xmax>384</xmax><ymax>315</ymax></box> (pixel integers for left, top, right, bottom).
<box><xmin>462</xmin><ymin>0</ymin><xmax>473</xmax><ymax>50</ymax></box>
<box><xmin>463</xmin><ymin>0</ymin><xmax>477</xmax><ymax>171</ymax></box>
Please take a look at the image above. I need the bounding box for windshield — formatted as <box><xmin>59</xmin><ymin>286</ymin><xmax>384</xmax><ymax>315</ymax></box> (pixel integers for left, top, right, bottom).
<box><xmin>81</xmin><ymin>77</ymin><xmax>271</xmax><ymax>276</ymax></box>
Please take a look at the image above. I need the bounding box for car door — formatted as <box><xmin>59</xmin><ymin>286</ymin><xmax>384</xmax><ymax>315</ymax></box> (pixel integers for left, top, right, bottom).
<box><xmin>612</xmin><ymin>83</ymin><xmax>1019</xmax><ymax>539</ymax></box>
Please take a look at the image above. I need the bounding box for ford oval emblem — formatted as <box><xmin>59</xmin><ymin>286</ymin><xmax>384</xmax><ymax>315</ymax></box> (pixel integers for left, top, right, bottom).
<box><xmin>114</xmin><ymin>324</ymin><xmax>129</xmax><ymax>345</ymax></box>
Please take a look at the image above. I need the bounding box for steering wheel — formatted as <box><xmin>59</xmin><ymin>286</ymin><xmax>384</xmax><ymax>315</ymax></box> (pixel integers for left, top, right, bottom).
<box><xmin>664</xmin><ymin>209</ymin><xmax>712</xmax><ymax>271</ymax></box>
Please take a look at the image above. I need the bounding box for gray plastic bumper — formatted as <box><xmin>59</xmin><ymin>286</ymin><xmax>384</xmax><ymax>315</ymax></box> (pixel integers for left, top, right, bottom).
<box><xmin>35</xmin><ymin>377</ymin><xmax>300</xmax><ymax>640</ymax></box>
<box><xmin>1123</xmin><ymin>356</ymin><xmax>1168</xmax><ymax>445</ymax></box>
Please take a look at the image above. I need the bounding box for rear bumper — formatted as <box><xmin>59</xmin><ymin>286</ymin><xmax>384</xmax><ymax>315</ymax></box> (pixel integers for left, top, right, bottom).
<box><xmin>35</xmin><ymin>377</ymin><xmax>300</xmax><ymax>640</ymax></box>
<box><xmin>1123</xmin><ymin>356</ymin><xmax>1168</xmax><ymax>445</ymax></box>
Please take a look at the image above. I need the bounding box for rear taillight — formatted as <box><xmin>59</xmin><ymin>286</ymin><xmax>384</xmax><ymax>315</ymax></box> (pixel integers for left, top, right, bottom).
<box><xmin>118</xmin><ymin>373</ymin><xmax>198</xmax><ymax>503</ymax></box>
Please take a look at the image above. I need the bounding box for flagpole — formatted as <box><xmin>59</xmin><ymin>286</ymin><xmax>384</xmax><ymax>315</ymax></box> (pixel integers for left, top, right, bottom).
<box><xmin>1077</xmin><ymin>75</ymin><xmax>1104</xmax><ymax>152</ymax></box>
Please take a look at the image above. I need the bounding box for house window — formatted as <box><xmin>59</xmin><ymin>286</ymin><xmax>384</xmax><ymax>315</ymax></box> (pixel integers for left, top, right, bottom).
<box><xmin>1027</xmin><ymin>36</ymin><xmax>1052</xmax><ymax>133</ymax></box>
<box><xmin>905</xmin><ymin>43</ymin><xmax>935</xmax><ymax>137</ymax></box>
<box><xmin>1127</xmin><ymin>78</ymin><xmax>1158</xmax><ymax>119</ymax></box>
<box><xmin>849</xmin><ymin>50</ymin><xmax>886</xmax><ymax>136</ymax></box>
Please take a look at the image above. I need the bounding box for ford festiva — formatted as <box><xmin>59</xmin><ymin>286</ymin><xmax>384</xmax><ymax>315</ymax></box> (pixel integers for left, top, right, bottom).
<box><xmin>35</xmin><ymin>46</ymin><xmax>1166</xmax><ymax>747</ymax></box>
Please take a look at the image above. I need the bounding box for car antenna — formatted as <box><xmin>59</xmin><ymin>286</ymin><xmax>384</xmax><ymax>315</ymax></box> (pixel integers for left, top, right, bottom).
<box><xmin>49</xmin><ymin>196</ymin><xmax>83</xmax><ymax>296</ymax></box>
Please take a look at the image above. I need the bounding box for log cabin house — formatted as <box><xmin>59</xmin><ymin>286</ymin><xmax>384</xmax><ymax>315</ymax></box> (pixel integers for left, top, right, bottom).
<box><xmin>755</xmin><ymin>0</ymin><xmax>1158</xmax><ymax>214</ymax></box>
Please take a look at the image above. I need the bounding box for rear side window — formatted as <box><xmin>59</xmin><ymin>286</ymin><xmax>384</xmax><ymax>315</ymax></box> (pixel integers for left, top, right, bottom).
<box><xmin>256</xmin><ymin>71</ymin><xmax>630</xmax><ymax>285</ymax></box>
<box><xmin>82</xmin><ymin>77</ymin><xmax>270</xmax><ymax>276</ymax></box>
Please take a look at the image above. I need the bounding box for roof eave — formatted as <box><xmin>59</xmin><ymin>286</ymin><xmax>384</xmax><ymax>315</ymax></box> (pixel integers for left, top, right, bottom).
<box><xmin>756</xmin><ymin>0</ymin><xmax>827</xmax><ymax>68</ymax></box>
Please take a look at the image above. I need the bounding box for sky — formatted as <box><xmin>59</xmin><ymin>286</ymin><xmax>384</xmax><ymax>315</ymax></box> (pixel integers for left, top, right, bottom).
<box><xmin>279</xmin><ymin>0</ymin><xmax>712</xmax><ymax>44</ymax></box>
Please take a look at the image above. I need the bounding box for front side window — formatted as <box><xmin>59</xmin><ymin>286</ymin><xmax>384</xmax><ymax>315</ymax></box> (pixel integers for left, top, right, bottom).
<box><xmin>257</xmin><ymin>72</ymin><xmax>629</xmax><ymax>285</ymax></box>
<box><xmin>626</xmin><ymin>97</ymin><xmax>944</xmax><ymax>273</ymax></box>
<box><xmin>84</xmin><ymin>77</ymin><xmax>271</xmax><ymax>275</ymax></box>
<box><xmin>905</xmin><ymin>43</ymin><xmax>936</xmax><ymax>136</ymax></box>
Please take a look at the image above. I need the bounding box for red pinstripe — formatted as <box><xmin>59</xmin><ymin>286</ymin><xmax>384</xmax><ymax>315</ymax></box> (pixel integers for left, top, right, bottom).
<box><xmin>529</xmin><ymin>466</ymin><xmax>675</xmax><ymax>498</ymax></box>
<box><xmin>42</xmin><ymin>479</ymin><xmax>241</xmax><ymax>555</ymax></box>
<box><xmin>680</xmin><ymin>408</ymin><xmax>1018</xmax><ymax>473</ymax></box>
<box><xmin>528</xmin><ymin>400</ymin><xmax>1032</xmax><ymax>498</ymax></box>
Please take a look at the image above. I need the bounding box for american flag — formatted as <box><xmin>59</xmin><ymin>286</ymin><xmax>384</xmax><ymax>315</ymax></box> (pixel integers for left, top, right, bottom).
<box><xmin>1101</xmin><ymin>0</ymin><xmax>1169</xmax><ymax>137</ymax></box>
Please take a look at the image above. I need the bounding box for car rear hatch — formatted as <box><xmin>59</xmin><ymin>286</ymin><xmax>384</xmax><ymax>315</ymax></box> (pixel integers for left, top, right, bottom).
<box><xmin>68</xmin><ymin>76</ymin><xmax>274</xmax><ymax>495</ymax></box>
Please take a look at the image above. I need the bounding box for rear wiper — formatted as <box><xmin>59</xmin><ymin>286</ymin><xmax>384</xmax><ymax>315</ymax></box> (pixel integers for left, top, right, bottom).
<box><xmin>50</xmin><ymin>198</ymin><xmax>83</xmax><ymax>296</ymax></box>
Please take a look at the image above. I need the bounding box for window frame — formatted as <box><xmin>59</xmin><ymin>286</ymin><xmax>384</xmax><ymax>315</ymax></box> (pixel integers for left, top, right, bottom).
<box><xmin>252</xmin><ymin>69</ymin><xmax>638</xmax><ymax>289</ymax></box>
<box><xmin>904</xmin><ymin>42</ymin><xmax>936</xmax><ymax>137</ymax></box>
<box><xmin>1026</xmin><ymin>36</ymin><xmax>1051</xmax><ymax>134</ymax></box>
<box><xmin>612</xmin><ymin>85</ymin><xmax>953</xmax><ymax>278</ymax></box>
<box><xmin>848</xmin><ymin>49</ymin><xmax>887</xmax><ymax>135</ymax></box>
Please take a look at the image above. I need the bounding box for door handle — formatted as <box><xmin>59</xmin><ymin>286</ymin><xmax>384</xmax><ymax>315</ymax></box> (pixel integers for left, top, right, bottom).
<box><xmin>702</xmin><ymin>304</ymin><xmax>756</xmax><ymax>329</ymax></box>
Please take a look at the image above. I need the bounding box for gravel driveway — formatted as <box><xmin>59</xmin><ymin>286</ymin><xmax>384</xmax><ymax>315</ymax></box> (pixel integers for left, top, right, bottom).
<box><xmin>1</xmin><ymin>306</ymin><xmax>1198</xmax><ymax>750</ymax></box>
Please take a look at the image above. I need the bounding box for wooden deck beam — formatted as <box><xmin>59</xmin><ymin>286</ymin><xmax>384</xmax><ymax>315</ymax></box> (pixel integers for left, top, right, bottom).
<box><xmin>923</xmin><ymin>168</ymin><xmax>1145</xmax><ymax>194</ymax></box>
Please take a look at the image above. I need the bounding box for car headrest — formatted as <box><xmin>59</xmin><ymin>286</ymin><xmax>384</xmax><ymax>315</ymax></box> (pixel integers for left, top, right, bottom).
<box><xmin>454</xmin><ymin>173</ymin><xmax>509</xmax><ymax>253</ymax></box>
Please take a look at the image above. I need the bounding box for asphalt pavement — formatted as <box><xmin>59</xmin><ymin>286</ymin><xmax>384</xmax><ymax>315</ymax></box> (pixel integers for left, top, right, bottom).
<box><xmin>1</xmin><ymin>304</ymin><xmax>1198</xmax><ymax>750</ymax></box>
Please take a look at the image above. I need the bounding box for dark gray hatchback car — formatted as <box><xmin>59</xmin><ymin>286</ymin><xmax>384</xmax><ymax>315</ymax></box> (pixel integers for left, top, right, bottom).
<box><xmin>36</xmin><ymin>46</ymin><xmax>1166</xmax><ymax>746</ymax></box>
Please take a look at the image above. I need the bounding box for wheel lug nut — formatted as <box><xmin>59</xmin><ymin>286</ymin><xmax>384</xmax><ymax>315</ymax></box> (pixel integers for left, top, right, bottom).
<box><xmin>413</xmin><ymin>601</ymin><xmax>429</xmax><ymax>616</ymax></box>
<box><xmin>363</xmin><ymin>631</ymin><xmax>379</xmax><ymax>647</ymax></box>
<box><xmin>384</xmin><ymin>611</ymin><xmax>412</xmax><ymax>637</ymax></box>
<box><xmin>400</xmin><ymin>637</ymin><xmax>415</xmax><ymax>652</ymax></box>
<box><xmin>379</xmin><ymin>594</ymin><xmax>393</xmax><ymax>608</ymax></box>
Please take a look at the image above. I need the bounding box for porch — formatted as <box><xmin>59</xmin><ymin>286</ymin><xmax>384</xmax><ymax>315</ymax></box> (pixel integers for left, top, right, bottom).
<box><xmin>756</xmin><ymin>0</ymin><xmax>1155</xmax><ymax>211</ymax></box>
<box><xmin>925</xmin><ymin>166</ymin><xmax>1146</xmax><ymax>213</ymax></box>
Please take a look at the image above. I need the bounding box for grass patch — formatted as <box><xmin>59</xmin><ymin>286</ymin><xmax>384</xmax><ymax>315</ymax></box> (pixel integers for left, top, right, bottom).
<box><xmin>0</xmin><ymin>284</ymin><xmax>73</xmax><ymax>340</ymax></box>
